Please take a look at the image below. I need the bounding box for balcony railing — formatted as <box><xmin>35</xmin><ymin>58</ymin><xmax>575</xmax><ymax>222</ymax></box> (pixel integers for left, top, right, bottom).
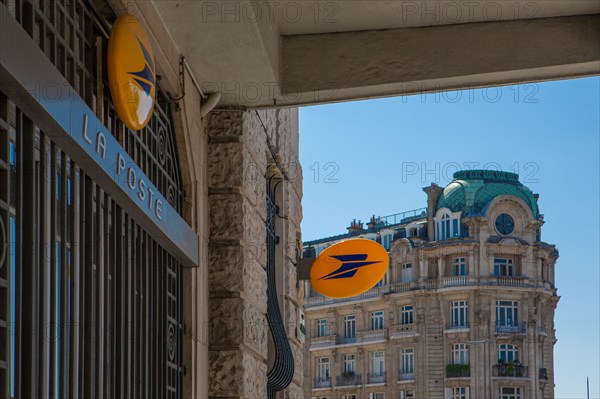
<box><xmin>438</xmin><ymin>276</ymin><xmax>468</xmax><ymax>287</ymax></box>
<box><xmin>398</xmin><ymin>370</ymin><xmax>415</xmax><ymax>381</ymax></box>
<box><xmin>492</xmin><ymin>276</ymin><xmax>528</xmax><ymax>287</ymax></box>
<box><xmin>311</xmin><ymin>334</ymin><xmax>337</xmax><ymax>348</ymax></box>
<box><xmin>446</xmin><ymin>364</ymin><xmax>470</xmax><ymax>378</ymax></box>
<box><xmin>445</xmin><ymin>322</ymin><xmax>470</xmax><ymax>331</ymax></box>
<box><xmin>314</xmin><ymin>377</ymin><xmax>331</xmax><ymax>388</ymax></box>
<box><xmin>305</xmin><ymin>276</ymin><xmax>551</xmax><ymax>308</ymax></box>
<box><xmin>539</xmin><ymin>368</ymin><xmax>549</xmax><ymax>381</ymax></box>
<box><xmin>337</xmin><ymin>329</ymin><xmax>388</xmax><ymax>345</ymax></box>
<box><xmin>493</xmin><ymin>363</ymin><xmax>528</xmax><ymax>378</ymax></box>
<box><xmin>367</xmin><ymin>372</ymin><xmax>386</xmax><ymax>384</ymax></box>
<box><xmin>362</xmin><ymin>329</ymin><xmax>387</xmax><ymax>342</ymax></box>
<box><xmin>336</xmin><ymin>373</ymin><xmax>362</xmax><ymax>386</ymax></box>
<box><xmin>496</xmin><ymin>321</ymin><xmax>527</xmax><ymax>335</ymax></box>
<box><xmin>390</xmin><ymin>323</ymin><xmax>418</xmax><ymax>338</ymax></box>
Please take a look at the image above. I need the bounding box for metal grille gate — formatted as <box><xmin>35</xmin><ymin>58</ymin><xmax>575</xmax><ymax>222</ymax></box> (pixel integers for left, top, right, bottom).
<box><xmin>0</xmin><ymin>0</ymin><xmax>184</xmax><ymax>397</ymax></box>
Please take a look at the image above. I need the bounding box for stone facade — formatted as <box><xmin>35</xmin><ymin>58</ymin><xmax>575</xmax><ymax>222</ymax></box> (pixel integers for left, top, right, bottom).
<box><xmin>303</xmin><ymin>172</ymin><xmax>559</xmax><ymax>399</ymax></box>
<box><xmin>207</xmin><ymin>109</ymin><xmax>304</xmax><ymax>398</ymax></box>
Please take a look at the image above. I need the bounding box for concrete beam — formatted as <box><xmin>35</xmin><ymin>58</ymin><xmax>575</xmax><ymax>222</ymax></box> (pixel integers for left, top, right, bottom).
<box><xmin>279</xmin><ymin>15</ymin><xmax>600</xmax><ymax>107</ymax></box>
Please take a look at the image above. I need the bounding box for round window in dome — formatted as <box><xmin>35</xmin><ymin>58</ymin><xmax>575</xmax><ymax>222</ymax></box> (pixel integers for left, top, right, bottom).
<box><xmin>495</xmin><ymin>213</ymin><xmax>515</xmax><ymax>235</ymax></box>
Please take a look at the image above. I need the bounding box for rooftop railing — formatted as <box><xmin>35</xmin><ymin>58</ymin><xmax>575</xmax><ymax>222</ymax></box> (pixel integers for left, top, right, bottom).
<box><xmin>374</xmin><ymin>208</ymin><xmax>427</xmax><ymax>226</ymax></box>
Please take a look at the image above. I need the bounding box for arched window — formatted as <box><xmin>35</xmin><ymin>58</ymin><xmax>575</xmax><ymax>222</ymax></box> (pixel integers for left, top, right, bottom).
<box><xmin>434</xmin><ymin>209</ymin><xmax>461</xmax><ymax>241</ymax></box>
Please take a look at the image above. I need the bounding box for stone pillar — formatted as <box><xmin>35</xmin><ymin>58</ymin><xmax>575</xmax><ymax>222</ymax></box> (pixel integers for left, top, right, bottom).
<box><xmin>206</xmin><ymin>110</ymin><xmax>269</xmax><ymax>398</ymax></box>
<box><xmin>206</xmin><ymin>108</ymin><xmax>303</xmax><ymax>399</ymax></box>
<box><xmin>468</xmin><ymin>249</ymin><xmax>476</xmax><ymax>277</ymax></box>
<box><xmin>419</xmin><ymin>255</ymin><xmax>427</xmax><ymax>281</ymax></box>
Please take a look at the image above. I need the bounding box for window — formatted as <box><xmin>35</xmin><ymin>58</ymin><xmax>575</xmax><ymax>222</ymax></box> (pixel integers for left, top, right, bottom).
<box><xmin>451</xmin><ymin>301</ymin><xmax>468</xmax><ymax>327</ymax></box>
<box><xmin>495</xmin><ymin>213</ymin><xmax>515</xmax><ymax>235</ymax></box>
<box><xmin>382</xmin><ymin>233</ymin><xmax>393</xmax><ymax>250</ymax></box>
<box><xmin>316</xmin><ymin>357</ymin><xmax>330</xmax><ymax>381</ymax></box>
<box><xmin>401</xmin><ymin>305</ymin><xmax>414</xmax><ymax>325</ymax></box>
<box><xmin>452</xmin><ymin>257</ymin><xmax>467</xmax><ymax>276</ymax></box>
<box><xmin>451</xmin><ymin>344</ymin><xmax>469</xmax><ymax>365</ymax></box>
<box><xmin>496</xmin><ymin>301</ymin><xmax>519</xmax><ymax>328</ymax></box>
<box><xmin>499</xmin><ymin>387</ymin><xmax>521</xmax><ymax>399</ymax></box>
<box><xmin>494</xmin><ymin>258</ymin><xmax>515</xmax><ymax>276</ymax></box>
<box><xmin>372</xmin><ymin>393</ymin><xmax>385</xmax><ymax>399</ymax></box>
<box><xmin>435</xmin><ymin>211</ymin><xmax>460</xmax><ymax>240</ymax></box>
<box><xmin>370</xmin><ymin>351</ymin><xmax>385</xmax><ymax>375</ymax></box>
<box><xmin>400</xmin><ymin>348</ymin><xmax>414</xmax><ymax>374</ymax></box>
<box><xmin>316</xmin><ymin>319</ymin><xmax>329</xmax><ymax>337</ymax></box>
<box><xmin>344</xmin><ymin>315</ymin><xmax>356</xmax><ymax>341</ymax></box>
<box><xmin>343</xmin><ymin>354</ymin><xmax>356</xmax><ymax>374</ymax></box>
<box><xmin>400</xmin><ymin>390</ymin><xmax>415</xmax><ymax>399</ymax></box>
<box><xmin>451</xmin><ymin>387</ymin><xmax>469</xmax><ymax>399</ymax></box>
<box><xmin>371</xmin><ymin>311</ymin><xmax>384</xmax><ymax>330</ymax></box>
<box><xmin>402</xmin><ymin>262</ymin><xmax>413</xmax><ymax>282</ymax></box>
<box><xmin>342</xmin><ymin>395</ymin><xmax>356</xmax><ymax>399</ymax></box>
<box><xmin>498</xmin><ymin>344</ymin><xmax>519</xmax><ymax>363</ymax></box>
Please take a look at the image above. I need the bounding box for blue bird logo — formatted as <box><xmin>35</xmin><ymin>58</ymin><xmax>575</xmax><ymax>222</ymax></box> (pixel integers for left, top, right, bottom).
<box><xmin>319</xmin><ymin>254</ymin><xmax>382</xmax><ymax>280</ymax></box>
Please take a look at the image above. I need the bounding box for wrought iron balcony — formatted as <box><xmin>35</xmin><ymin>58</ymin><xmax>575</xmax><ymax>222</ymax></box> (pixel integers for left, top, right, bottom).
<box><xmin>539</xmin><ymin>368</ymin><xmax>549</xmax><ymax>381</ymax></box>
<box><xmin>493</xmin><ymin>363</ymin><xmax>528</xmax><ymax>378</ymax></box>
<box><xmin>398</xmin><ymin>370</ymin><xmax>415</xmax><ymax>381</ymax></box>
<box><xmin>496</xmin><ymin>321</ymin><xmax>527</xmax><ymax>335</ymax></box>
<box><xmin>446</xmin><ymin>364</ymin><xmax>470</xmax><ymax>378</ymax></box>
<box><xmin>336</xmin><ymin>373</ymin><xmax>362</xmax><ymax>386</ymax></box>
<box><xmin>367</xmin><ymin>372</ymin><xmax>386</xmax><ymax>384</ymax></box>
<box><xmin>314</xmin><ymin>377</ymin><xmax>331</xmax><ymax>389</ymax></box>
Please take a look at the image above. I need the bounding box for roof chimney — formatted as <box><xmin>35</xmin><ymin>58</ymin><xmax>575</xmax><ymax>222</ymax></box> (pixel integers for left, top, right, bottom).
<box><xmin>367</xmin><ymin>215</ymin><xmax>379</xmax><ymax>230</ymax></box>
<box><xmin>422</xmin><ymin>183</ymin><xmax>444</xmax><ymax>241</ymax></box>
<box><xmin>347</xmin><ymin>219</ymin><xmax>365</xmax><ymax>233</ymax></box>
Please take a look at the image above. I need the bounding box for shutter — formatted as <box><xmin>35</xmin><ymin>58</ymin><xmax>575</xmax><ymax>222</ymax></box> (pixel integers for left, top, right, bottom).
<box><xmin>465</xmin><ymin>386</ymin><xmax>470</xmax><ymax>399</ymax></box>
<box><xmin>444</xmin><ymin>387</ymin><xmax>452</xmax><ymax>399</ymax></box>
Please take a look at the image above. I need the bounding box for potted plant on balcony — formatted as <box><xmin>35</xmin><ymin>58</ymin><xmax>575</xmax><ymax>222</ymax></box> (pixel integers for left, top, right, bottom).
<box><xmin>341</xmin><ymin>371</ymin><xmax>355</xmax><ymax>380</ymax></box>
<box><xmin>506</xmin><ymin>360</ymin><xmax>517</xmax><ymax>377</ymax></box>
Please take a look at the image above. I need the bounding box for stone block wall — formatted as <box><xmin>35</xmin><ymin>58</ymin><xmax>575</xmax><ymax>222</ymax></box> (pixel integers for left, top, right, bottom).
<box><xmin>206</xmin><ymin>108</ymin><xmax>303</xmax><ymax>398</ymax></box>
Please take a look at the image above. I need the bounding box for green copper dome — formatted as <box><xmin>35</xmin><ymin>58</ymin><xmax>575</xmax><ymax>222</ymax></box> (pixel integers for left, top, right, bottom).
<box><xmin>437</xmin><ymin>170</ymin><xmax>539</xmax><ymax>218</ymax></box>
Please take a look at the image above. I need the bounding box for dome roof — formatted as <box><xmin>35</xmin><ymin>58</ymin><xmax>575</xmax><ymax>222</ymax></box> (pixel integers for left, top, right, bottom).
<box><xmin>436</xmin><ymin>170</ymin><xmax>539</xmax><ymax>218</ymax></box>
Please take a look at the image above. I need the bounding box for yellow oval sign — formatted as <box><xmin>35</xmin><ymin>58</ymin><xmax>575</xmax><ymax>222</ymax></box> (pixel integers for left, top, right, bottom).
<box><xmin>108</xmin><ymin>15</ymin><xmax>156</xmax><ymax>131</ymax></box>
<box><xmin>310</xmin><ymin>239</ymin><xmax>389</xmax><ymax>299</ymax></box>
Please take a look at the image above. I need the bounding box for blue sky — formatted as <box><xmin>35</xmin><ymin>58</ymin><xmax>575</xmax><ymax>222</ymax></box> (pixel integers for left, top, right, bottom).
<box><xmin>299</xmin><ymin>77</ymin><xmax>600</xmax><ymax>399</ymax></box>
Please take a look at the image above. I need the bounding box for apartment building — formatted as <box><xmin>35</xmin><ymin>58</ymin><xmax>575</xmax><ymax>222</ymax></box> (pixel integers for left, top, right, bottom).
<box><xmin>303</xmin><ymin>170</ymin><xmax>559</xmax><ymax>399</ymax></box>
